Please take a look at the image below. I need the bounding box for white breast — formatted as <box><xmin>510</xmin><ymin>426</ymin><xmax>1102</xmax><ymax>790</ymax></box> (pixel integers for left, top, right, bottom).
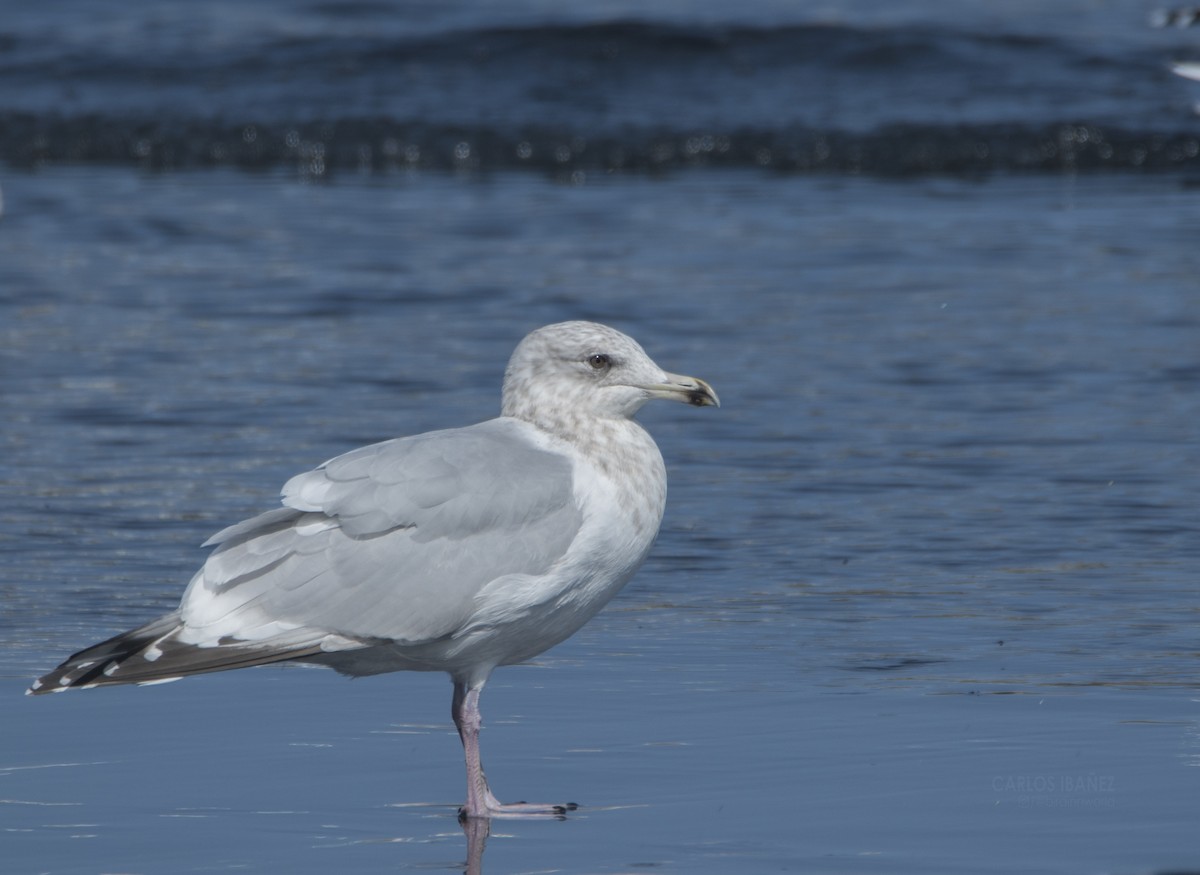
<box><xmin>435</xmin><ymin>417</ymin><xmax>668</xmax><ymax>671</ymax></box>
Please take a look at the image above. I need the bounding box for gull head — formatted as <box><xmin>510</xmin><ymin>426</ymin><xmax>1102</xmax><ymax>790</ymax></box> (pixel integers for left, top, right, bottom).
<box><xmin>502</xmin><ymin>321</ymin><xmax>719</xmax><ymax>428</ymax></box>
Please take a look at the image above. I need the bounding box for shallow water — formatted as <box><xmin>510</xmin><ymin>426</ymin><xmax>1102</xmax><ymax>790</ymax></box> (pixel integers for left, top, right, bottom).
<box><xmin>2</xmin><ymin>166</ymin><xmax>1199</xmax><ymax>872</ymax></box>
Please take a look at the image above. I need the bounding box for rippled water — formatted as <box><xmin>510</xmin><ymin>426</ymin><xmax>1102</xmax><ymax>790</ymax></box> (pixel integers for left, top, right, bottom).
<box><xmin>2</xmin><ymin>166</ymin><xmax>1198</xmax><ymax>873</ymax></box>
<box><xmin>3</xmin><ymin>0</ymin><xmax>1200</xmax><ymax>175</ymax></box>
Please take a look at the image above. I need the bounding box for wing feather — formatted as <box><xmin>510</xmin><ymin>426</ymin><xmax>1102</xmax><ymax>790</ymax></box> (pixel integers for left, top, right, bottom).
<box><xmin>180</xmin><ymin>418</ymin><xmax>582</xmax><ymax>646</ymax></box>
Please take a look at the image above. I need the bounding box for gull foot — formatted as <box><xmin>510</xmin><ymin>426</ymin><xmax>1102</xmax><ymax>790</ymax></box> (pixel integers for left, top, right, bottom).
<box><xmin>459</xmin><ymin>800</ymin><xmax>579</xmax><ymax>821</ymax></box>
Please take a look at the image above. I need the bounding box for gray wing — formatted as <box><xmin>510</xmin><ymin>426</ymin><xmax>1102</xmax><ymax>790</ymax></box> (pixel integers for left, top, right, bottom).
<box><xmin>179</xmin><ymin>418</ymin><xmax>582</xmax><ymax>647</ymax></box>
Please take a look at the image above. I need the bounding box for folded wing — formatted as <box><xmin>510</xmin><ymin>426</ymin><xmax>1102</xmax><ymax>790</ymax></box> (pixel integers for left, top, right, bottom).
<box><xmin>31</xmin><ymin>418</ymin><xmax>582</xmax><ymax>693</ymax></box>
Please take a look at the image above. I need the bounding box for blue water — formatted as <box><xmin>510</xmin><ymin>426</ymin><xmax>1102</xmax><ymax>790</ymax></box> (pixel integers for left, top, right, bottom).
<box><xmin>3</xmin><ymin>0</ymin><xmax>1200</xmax><ymax>872</ymax></box>
<box><xmin>3</xmin><ymin>0</ymin><xmax>1200</xmax><ymax>173</ymax></box>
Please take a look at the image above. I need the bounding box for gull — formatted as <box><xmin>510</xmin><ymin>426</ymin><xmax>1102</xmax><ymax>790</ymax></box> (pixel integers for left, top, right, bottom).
<box><xmin>1151</xmin><ymin>7</ymin><xmax>1200</xmax><ymax>88</ymax></box>
<box><xmin>29</xmin><ymin>321</ymin><xmax>719</xmax><ymax>819</ymax></box>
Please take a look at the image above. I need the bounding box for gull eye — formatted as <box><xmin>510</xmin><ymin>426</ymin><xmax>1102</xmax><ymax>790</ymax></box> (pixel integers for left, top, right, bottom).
<box><xmin>587</xmin><ymin>353</ymin><xmax>611</xmax><ymax>370</ymax></box>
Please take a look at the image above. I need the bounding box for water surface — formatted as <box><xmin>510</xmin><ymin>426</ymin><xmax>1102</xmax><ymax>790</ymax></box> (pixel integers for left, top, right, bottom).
<box><xmin>2</xmin><ymin>167</ymin><xmax>1198</xmax><ymax>872</ymax></box>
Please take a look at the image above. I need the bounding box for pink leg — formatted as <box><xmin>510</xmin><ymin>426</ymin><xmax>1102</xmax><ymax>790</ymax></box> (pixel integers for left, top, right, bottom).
<box><xmin>452</xmin><ymin>680</ymin><xmax>578</xmax><ymax>820</ymax></box>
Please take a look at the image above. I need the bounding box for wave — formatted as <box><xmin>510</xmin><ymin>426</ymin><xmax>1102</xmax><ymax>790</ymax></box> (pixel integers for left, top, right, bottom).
<box><xmin>2</xmin><ymin>19</ymin><xmax>1198</xmax><ymax>176</ymax></box>
<box><xmin>3</xmin><ymin>113</ymin><xmax>1198</xmax><ymax>177</ymax></box>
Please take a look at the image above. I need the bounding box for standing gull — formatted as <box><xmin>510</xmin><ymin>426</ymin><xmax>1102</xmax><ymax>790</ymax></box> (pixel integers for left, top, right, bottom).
<box><xmin>30</xmin><ymin>321</ymin><xmax>719</xmax><ymax>819</ymax></box>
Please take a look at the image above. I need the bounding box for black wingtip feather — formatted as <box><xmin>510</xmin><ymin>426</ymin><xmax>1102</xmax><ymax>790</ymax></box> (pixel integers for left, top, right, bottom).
<box><xmin>28</xmin><ymin>611</ymin><xmax>325</xmax><ymax>695</ymax></box>
<box><xmin>29</xmin><ymin>612</ymin><xmax>183</xmax><ymax>695</ymax></box>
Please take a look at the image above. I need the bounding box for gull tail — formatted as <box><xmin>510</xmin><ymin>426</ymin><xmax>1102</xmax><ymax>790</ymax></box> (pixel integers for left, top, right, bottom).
<box><xmin>28</xmin><ymin>611</ymin><xmax>324</xmax><ymax>695</ymax></box>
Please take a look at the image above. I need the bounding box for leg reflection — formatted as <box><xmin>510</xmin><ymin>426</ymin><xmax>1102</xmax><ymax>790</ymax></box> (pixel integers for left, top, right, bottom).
<box><xmin>460</xmin><ymin>813</ymin><xmax>489</xmax><ymax>875</ymax></box>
